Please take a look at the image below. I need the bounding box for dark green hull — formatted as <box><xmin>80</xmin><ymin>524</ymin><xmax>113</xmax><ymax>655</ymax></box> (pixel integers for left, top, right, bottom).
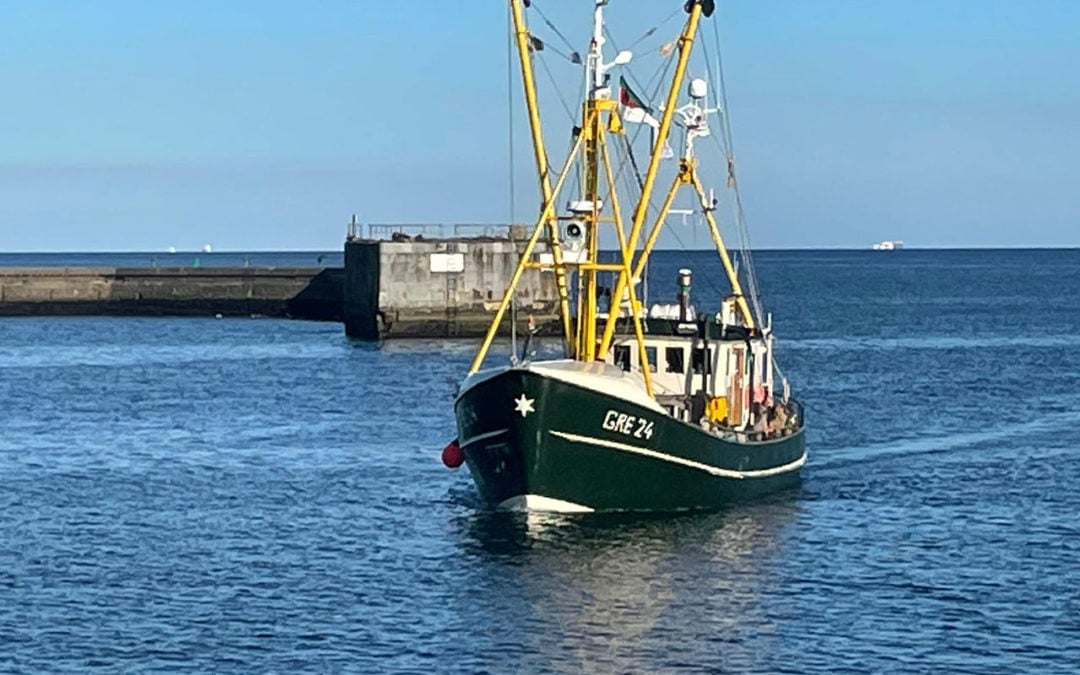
<box><xmin>454</xmin><ymin>364</ymin><xmax>805</xmax><ymax>512</ymax></box>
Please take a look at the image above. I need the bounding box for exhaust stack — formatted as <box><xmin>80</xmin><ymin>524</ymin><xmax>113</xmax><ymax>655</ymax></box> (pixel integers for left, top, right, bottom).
<box><xmin>677</xmin><ymin>268</ymin><xmax>693</xmax><ymax>322</ymax></box>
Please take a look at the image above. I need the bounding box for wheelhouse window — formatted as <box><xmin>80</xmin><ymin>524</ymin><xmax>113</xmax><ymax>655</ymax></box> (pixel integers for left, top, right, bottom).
<box><xmin>644</xmin><ymin>346</ymin><xmax>658</xmax><ymax>373</ymax></box>
<box><xmin>692</xmin><ymin>347</ymin><xmax>713</xmax><ymax>375</ymax></box>
<box><xmin>614</xmin><ymin>345</ymin><xmax>632</xmax><ymax>372</ymax></box>
<box><xmin>665</xmin><ymin>347</ymin><xmax>685</xmax><ymax>373</ymax></box>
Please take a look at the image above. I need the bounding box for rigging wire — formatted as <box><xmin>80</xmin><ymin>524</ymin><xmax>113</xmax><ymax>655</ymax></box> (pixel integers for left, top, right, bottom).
<box><xmin>605</xmin><ymin>47</ymin><xmax>676</xmax><ymax>188</ymax></box>
<box><xmin>520</xmin><ymin>2</ymin><xmax>589</xmax><ymax>130</ymax></box>
<box><xmin>600</xmin><ymin>44</ymin><xmax>713</xmax><ymax>260</ymax></box>
<box><xmin>506</xmin><ymin>6</ymin><xmax>517</xmax><ymax>231</ymax></box>
<box><xmin>522</xmin><ymin>3</ymin><xmax>677</xmax><ymax>202</ymax></box>
<box><xmin>703</xmin><ymin>15</ymin><xmax>790</xmax><ymax>386</ymax></box>
<box><xmin>517</xmin><ymin>4</ymin><xmax>731</xmax><ymax>328</ymax></box>
<box><xmin>713</xmin><ymin>28</ymin><xmax>765</xmax><ymax>326</ymax></box>
<box><xmin>573</xmin><ymin>17</ymin><xmax>734</xmax><ymax>314</ymax></box>
<box><xmin>700</xmin><ymin>15</ymin><xmax>766</xmax><ymax>328</ymax></box>
<box><xmin>625</xmin><ymin>6</ymin><xmax>684</xmax><ymax>50</ymax></box>
<box><xmin>600</xmin><ymin>38</ymin><xmax>727</xmax><ymax>306</ymax></box>
<box><xmin>507</xmin><ymin>3</ymin><xmax>518</xmax><ymax>361</ymax></box>
<box><xmin>602</xmin><ymin>26</ymin><xmax>674</xmax><ymax>112</ymax></box>
<box><xmin>533</xmin><ymin>39</ymin><xmax>581</xmax><ymax>66</ymax></box>
<box><xmin>528</xmin><ymin>0</ymin><xmax>582</xmax><ymax>63</ymax></box>
<box><xmin>611</xmin><ymin>117</ymin><xmax>729</xmax><ymax>324</ymax></box>
<box><xmin>534</xmin><ymin>52</ymin><xmax>577</xmax><ymax>123</ymax></box>
<box><xmin>507</xmin><ymin>2</ymin><xmax>520</xmax><ymax>360</ymax></box>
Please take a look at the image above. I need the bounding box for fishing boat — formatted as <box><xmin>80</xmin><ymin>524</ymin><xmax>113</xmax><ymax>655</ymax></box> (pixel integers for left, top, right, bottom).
<box><xmin>444</xmin><ymin>0</ymin><xmax>805</xmax><ymax>512</ymax></box>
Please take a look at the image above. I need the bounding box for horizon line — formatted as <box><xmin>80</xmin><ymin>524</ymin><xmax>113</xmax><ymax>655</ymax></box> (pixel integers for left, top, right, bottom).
<box><xmin>1</xmin><ymin>245</ymin><xmax>1079</xmax><ymax>255</ymax></box>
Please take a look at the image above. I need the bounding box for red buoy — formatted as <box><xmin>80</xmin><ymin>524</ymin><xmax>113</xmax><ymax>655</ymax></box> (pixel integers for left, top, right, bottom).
<box><xmin>441</xmin><ymin>439</ymin><xmax>464</xmax><ymax>469</ymax></box>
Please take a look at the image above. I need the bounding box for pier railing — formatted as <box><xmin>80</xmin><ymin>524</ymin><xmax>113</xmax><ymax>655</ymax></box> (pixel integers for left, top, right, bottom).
<box><xmin>348</xmin><ymin>222</ymin><xmax>528</xmax><ymax>241</ymax></box>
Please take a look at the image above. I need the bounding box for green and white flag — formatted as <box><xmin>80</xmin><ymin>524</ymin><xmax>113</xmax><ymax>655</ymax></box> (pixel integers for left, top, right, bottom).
<box><xmin>619</xmin><ymin>77</ymin><xmax>673</xmax><ymax>159</ymax></box>
<box><xmin>619</xmin><ymin>76</ymin><xmax>655</xmax><ymax>125</ymax></box>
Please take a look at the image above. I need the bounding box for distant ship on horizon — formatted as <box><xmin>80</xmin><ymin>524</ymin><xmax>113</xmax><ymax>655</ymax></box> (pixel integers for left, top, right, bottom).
<box><xmin>873</xmin><ymin>240</ymin><xmax>904</xmax><ymax>251</ymax></box>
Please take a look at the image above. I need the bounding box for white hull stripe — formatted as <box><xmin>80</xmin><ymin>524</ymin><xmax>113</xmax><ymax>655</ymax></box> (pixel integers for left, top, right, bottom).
<box><xmin>498</xmin><ymin>494</ymin><xmax>594</xmax><ymax>513</ymax></box>
<box><xmin>459</xmin><ymin>428</ymin><xmax>508</xmax><ymax>448</ymax></box>
<box><xmin>549</xmin><ymin>430</ymin><xmax>806</xmax><ymax>479</ymax></box>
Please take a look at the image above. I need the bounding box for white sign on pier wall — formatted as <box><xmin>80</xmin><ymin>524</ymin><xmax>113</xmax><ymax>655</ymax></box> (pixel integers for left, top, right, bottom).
<box><xmin>429</xmin><ymin>253</ymin><xmax>465</xmax><ymax>273</ymax></box>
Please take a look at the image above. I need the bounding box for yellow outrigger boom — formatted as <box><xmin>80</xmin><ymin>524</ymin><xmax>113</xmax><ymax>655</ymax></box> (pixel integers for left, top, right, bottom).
<box><xmin>508</xmin><ymin>0</ymin><xmax>574</xmax><ymax>354</ymax></box>
<box><xmin>469</xmin><ymin>0</ymin><xmax>754</xmax><ymax>399</ymax></box>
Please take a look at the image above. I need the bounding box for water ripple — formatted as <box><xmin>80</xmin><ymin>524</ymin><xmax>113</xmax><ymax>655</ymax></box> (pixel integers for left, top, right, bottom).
<box><xmin>2</xmin><ymin>249</ymin><xmax>1079</xmax><ymax>671</ymax></box>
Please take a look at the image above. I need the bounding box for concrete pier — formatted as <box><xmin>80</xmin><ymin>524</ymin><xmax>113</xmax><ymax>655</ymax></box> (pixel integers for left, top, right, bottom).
<box><xmin>343</xmin><ymin>228</ymin><xmax>560</xmax><ymax>339</ymax></box>
<box><xmin>0</xmin><ymin>225</ymin><xmax>561</xmax><ymax>337</ymax></box>
<box><xmin>0</xmin><ymin>267</ymin><xmax>343</xmax><ymax>321</ymax></box>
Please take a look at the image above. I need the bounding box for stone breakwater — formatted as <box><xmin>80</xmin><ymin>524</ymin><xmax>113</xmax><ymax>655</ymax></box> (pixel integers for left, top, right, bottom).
<box><xmin>0</xmin><ymin>266</ymin><xmax>344</xmax><ymax>321</ymax></box>
<box><xmin>0</xmin><ymin>235</ymin><xmax>562</xmax><ymax>339</ymax></box>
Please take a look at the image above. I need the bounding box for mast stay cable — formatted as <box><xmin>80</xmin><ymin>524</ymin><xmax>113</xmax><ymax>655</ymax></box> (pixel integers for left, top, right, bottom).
<box><xmin>701</xmin><ymin>16</ymin><xmax>766</xmax><ymax>327</ymax></box>
<box><xmin>517</xmin><ymin>3</ymin><xmax>732</xmax><ymax>338</ymax></box>
<box><xmin>507</xmin><ymin>2</ymin><xmax>518</xmax><ymax>361</ymax></box>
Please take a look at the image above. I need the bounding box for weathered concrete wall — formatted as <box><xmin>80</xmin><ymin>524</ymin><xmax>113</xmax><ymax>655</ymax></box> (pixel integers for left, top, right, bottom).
<box><xmin>0</xmin><ymin>267</ymin><xmax>343</xmax><ymax>320</ymax></box>
<box><xmin>343</xmin><ymin>242</ymin><xmax>381</xmax><ymax>338</ymax></box>
<box><xmin>343</xmin><ymin>238</ymin><xmax>560</xmax><ymax>338</ymax></box>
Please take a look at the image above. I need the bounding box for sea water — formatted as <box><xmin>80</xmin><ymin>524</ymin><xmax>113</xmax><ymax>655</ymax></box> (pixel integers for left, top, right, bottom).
<box><xmin>1</xmin><ymin>249</ymin><xmax>1078</xmax><ymax>672</ymax></box>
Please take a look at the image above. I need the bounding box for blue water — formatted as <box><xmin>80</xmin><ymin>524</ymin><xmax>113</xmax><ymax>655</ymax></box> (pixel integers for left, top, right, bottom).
<box><xmin>1</xmin><ymin>249</ymin><xmax>1078</xmax><ymax>672</ymax></box>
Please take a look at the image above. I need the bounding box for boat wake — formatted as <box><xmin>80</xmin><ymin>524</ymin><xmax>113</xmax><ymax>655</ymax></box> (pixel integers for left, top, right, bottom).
<box><xmin>813</xmin><ymin>408</ymin><xmax>1080</xmax><ymax>470</ymax></box>
<box><xmin>786</xmin><ymin>333</ymin><xmax>1080</xmax><ymax>352</ymax></box>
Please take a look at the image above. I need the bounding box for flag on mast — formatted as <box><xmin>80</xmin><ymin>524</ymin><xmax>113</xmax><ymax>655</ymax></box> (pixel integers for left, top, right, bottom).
<box><xmin>618</xmin><ymin>77</ymin><xmax>673</xmax><ymax>159</ymax></box>
<box><xmin>619</xmin><ymin>76</ymin><xmax>655</xmax><ymax>125</ymax></box>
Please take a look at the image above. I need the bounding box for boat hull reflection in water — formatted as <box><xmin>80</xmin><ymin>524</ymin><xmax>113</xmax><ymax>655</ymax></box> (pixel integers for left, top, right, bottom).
<box><xmin>457</xmin><ymin>497</ymin><xmax>800</xmax><ymax>672</ymax></box>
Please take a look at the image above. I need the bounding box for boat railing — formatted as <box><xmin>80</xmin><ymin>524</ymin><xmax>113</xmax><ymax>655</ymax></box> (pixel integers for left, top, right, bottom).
<box><xmin>786</xmin><ymin>398</ymin><xmax>805</xmax><ymax>432</ymax></box>
<box><xmin>697</xmin><ymin>396</ymin><xmax>804</xmax><ymax>444</ymax></box>
<box><xmin>727</xmin><ymin>398</ymin><xmax>805</xmax><ymax>444</ymax></box>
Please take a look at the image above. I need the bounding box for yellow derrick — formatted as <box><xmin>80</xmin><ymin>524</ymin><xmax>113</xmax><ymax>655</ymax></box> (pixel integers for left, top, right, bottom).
<box><xmin>509</xmin><ymin>0</ymin><xmax>574</xmax><ymax>354</ymax></box>
<box><xmin>472</xmin><ymin>1</ymin><xmax>751</xmax><ymax>404</ymax></box>
<box><xmin>596</xmin><ymin>3</ymin><xmax>705</xmax><ymax>358</ymax></box>
<box><xmin>468</xmin><ymin>118</ymin><xmax>590</xmax><ymax>374</ymax></box>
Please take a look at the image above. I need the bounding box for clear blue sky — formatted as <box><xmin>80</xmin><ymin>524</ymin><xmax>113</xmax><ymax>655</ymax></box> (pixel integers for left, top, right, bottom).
<box><xmin>1</xmin><ymin>0</ymin><xmax>1077</xmax><ymax>251</ymax></box>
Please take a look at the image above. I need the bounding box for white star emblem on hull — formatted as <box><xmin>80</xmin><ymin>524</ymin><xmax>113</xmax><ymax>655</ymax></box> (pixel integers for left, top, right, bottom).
<box><xmin>514</xmin><ymin>394</ymin><xmax>536</xmax><ymax>418</ymax></box>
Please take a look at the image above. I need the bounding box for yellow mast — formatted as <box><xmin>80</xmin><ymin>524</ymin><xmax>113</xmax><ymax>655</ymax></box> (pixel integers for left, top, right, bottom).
<box><xmin>599</xmin><ymin>125</ymin><xmax>654</xmax><ymax>395</ymax></box>
<box><xmin>597</xmin><ymin>2</ymin><xmax>704</xmax><ymax>357</ymax></box>
<box><xmin>508</xmin><ymin>0</ymin><xmax>575</xmax><ymax>355</ymax></box>
<box><xmin>577</xmin><ymin>0</ymin><xmax>605</xmax><ymax>363</ymax></box>
<box><xmin>621</xmin><ymin>161</ymin><xmax>756</xmax><ymax>331</ymax></box>
<box><xmin>469</xmin><ymin>119</ymin><xmax>590</xmax><ymax>374</ymax></box>
<box><xmin>692</xmin><ymin>173</ymin><xmax>756</xmax><ymax>327</ymax></box>
<box><xmin>471</xmin><ymin>0</ymin><xmax>743</xmax><ymax>389</ymax></box>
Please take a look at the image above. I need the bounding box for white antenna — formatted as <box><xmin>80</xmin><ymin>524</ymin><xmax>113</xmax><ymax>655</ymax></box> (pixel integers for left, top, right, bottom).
<box><xmin>588</xmin><ymin>0</ymin><xmax>632</xmax><ymax>100</ymax></box>
<box><xmin>700</xmin><ymin>188</ymin><xmax>717</xmax><ymax>212</ymax></box>
<box><xmin>589</xmin><ymin>1</ymin><xmax>605</xmax><ymax>96</ymax></box>
<box><xmin>673</xmin><ymin>77</ymin><xmax>718</xmax><ymax>160</ymax></box>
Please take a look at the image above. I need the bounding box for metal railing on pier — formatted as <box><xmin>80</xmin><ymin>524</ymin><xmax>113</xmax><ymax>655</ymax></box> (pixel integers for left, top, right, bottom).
<box><xmin>347</xmin><ymin>220</ymin><xmax>528</xmax><ymax>242</ymax></box>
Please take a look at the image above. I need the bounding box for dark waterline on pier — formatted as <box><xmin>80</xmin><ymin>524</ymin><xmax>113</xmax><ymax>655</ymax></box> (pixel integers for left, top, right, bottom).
<box><xmin>0</xmin><ymin>251</ymin><xmax>343</xmax><ymax>269</ymax></box>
